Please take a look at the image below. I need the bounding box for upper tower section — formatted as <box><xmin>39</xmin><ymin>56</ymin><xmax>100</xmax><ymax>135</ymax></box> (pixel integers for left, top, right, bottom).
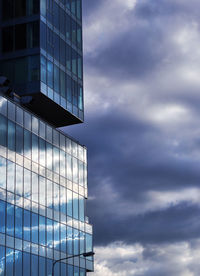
<box><xmin>0</xmin><ymin>0</ymin><xmax>83</xmax><ymax>127</ymax></box>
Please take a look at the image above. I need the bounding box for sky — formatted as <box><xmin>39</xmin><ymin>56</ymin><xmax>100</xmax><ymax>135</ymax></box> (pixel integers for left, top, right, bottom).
<box><xmin>64</xmin><ymin>0</ymin><xmax>200</xmax><ymax>275</ymax></box>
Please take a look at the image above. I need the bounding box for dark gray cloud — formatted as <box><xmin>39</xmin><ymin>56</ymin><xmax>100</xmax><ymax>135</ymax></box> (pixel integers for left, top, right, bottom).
<box><xmin>64</xmin><ymin>0</ymin><xmax>200</xmax><ymax>274</ymax></box>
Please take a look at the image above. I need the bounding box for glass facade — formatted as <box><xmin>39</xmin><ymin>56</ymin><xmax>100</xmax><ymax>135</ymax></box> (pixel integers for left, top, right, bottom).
<box><xmin>0</xmin><ymin>0</ymin><xmax>84</xmax><ymax>127</ymax></box>
<box><xmin>0</xmin><ymin>95</ymin><xmax>93</xmax><ymax>275</ymax></box>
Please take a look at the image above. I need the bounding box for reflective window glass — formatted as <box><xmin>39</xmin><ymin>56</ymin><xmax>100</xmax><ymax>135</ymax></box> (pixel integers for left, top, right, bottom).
<box><xmin>16</xmin><ymin>125</ymin><xmax>23</xmax><ymax>154</ymax></box>
<box><xmin>67</xmin><ymin>189</ymin><xmax>72</xmax><ymax>217</ymax></box>
<box><xmin>39</xmin><ymin>256</ymin><xmax>46</xmax><ymax>276</ymax></box>
<box><xmin>6</xmin><ymin>203</ymin><xmax>14</xmax><ymax>236</ymax></box>
<box><xmin>14</xmin><ymin>250</ymin><xmax>22</xmax><ymax>276</ymax></box>
<box><xmin>31</xmin><ymin>254</ymin><xmax>38</xmax><ymax>276</ymax></box>
<box><xmin>32</xmin><ymin>134</ymin><xmax>38</xmax><ymax>163</ymax></box>
<box><xmin>24</xmin><ymin>129</ymin><xmax>31</xmax><ymax>159</ymax></box>
<box><xmin>32</xmin><ymin>213</ymin><xmax>39</xmax><ymax>244</ymax></box>
<box><xmin>0</xmin><ymin>157</ymin><xmax>6</xmax><ymax>189</ymax></box>
<box><xmin>46</xmin><ymin>180</ymin><xmax>53</xmax><ymax>209</ymax></box>
<box><xmin>16</xmin><ymin>165</ymin><xmax>23</xmax><ymax>196</ymax></box>
<box><xmin>73</xmin><ymin>192</ymin><xmax>79</xmax><ymax>220</ymax></box>
<box><xmin>15</xmin><ymin>206</ymin><xmax>22</xmax><ymax>239</ymax></box>
<box><xmin>68</xmin><ymin>264</ymin><xmax>73</xmax><ymax>276</ymax></box>
<box><xmin>60</xmin><ymin>223</ymin><xmax>67</xmax><ymax>253</ymax></box>
<box><xmin>73</xmin><ymin>229</ymin><xmax>79</xmax><ymax>255</ymax></box>
<box><xmin>23</xmin><ymin>252</ymin><xmax>30</xmax><ymax>276</ymax></box>
<box><xmin>0</xmin><ymin>114</ymin><xmax>7</xmax><ymax>147</ymax></box>
<box><xmin>67</xmin><ymin>227</ymin><xmax>73</xmax><ymax>255</ymax></box>
<box><xmin>54</xmin><ymin>183</ymin><xmax>60</xmax><ymax>212</ymax></box>
<box><xmin>8</xmin><ymin>120</ymin><xmax>15</xmax><ymax>151</ymax></box>
<box><xmin>6</xmin><ymin>248</ymin><xmax>14</xmax><ymax>276</ymax></box>
<box><xmin>54</xmin><ymin>221</ymin><xmax>60</xmax><ymax>250</ymax></box>
<box><xmin>39</xmin><ymin>176</ymin><xmax>46</xmax><ymax>206</ymax></box>
<box><xmin>47</xmin><ymin>218</ymin><xmax>53</xmax><ymax>249</ymax></box>
<box><xmin>0</xmin><ymin>201</ymin><xmax>5</xmax><ymax>233</ymax></box>
<box><xmin>24</xmin><ymin>209</ymin><xmax>31</xmax><ymax>241</ymax></box>
<box><xmin>7</xmin><ymin>160</ymin><xmax>15</xmax><ymax>193</ymax></box>
<box><xmin>32</xmin><ymin>172</ymin><xmax>39</xmax><ymax>203</ymax></box>
<box><xmin>39</xmin><ymin>216</ymin><xmax>46</xmax><ymax>246</ymax></box>
<box><xmin>0</xmin><ymin>245</ymin><xmax>5</xmax><ymax>275</ymax></box>
<box><xmin>24</xmin><ymin>168</ymin><xmax>31</xmax><ymax>199</ymax></box>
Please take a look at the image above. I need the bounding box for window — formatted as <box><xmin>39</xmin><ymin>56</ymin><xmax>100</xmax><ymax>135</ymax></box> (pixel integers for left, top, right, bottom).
<box><xmin>0</xmin><ymin>157</ymin><xmax>6</xmax><ymax>189</ymax></box>
<box><xmin>0</xmin><ymin>201</ymin><xmax>6</xmax><ymax>233</ymax></box>
<box><xmin>24</xmin><ymin>210</ymin><xmax>31</xmax><ymax>241</ymax></box>
<box><xmin>15</xmin><ymin>24</ymin><xmax>27</xmax><ymax>50</ymax></box>
<box><xmin>47</xmin><ymin>61</ymin><xmax>53</xmax><ymax>88</ymax></box>
<box><xmin>15</xmin><ymin>207</ymin><xmax>23</xmax><ymax>239</ymax></box>
<box><xmin>2</xmin><ymin>26</ymin><xmax>14</xmax><ymax>52</ymax></box>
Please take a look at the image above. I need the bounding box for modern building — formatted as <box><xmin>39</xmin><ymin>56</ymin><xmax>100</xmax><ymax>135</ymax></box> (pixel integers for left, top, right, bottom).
<box><xmin>0</xmin><ymin>0</ymin><xmax>93</xmax><ymax>275</ymax></box>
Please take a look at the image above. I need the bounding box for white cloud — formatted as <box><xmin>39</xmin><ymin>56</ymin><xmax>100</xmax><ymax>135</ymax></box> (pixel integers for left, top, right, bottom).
<box><xmin>90</xmin><ymin>241</ymin><xmax>200</xmax><ymax>276</ymax></box>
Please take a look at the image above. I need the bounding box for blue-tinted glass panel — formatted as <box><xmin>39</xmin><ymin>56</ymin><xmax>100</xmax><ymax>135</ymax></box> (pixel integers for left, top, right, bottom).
<box><xmin>54</xmin><ymin>183</ymin><xmax>59</xmax><ymax>212</ymax></box>
<box><xmin>0</xmin><ymin>201</ymin><xmax>5</xmax><ymax>233</ymax></box>
<box><xmin>23</xmin><ymin>252</ymin><xmax>30</xmax><ymax>276</ymax></box>
<box><xmin>86</xmin><ymin>234</ymin><xmax>93</xmax><ymax>260</ymax></box>
<box><xmin>47</xmin><ymin>61</ymin><xmax>53</xmax><ymax>88</ymax></box>
<box><xmin>67</xmin><ymin>189</ymin><xmax>72</xmax><ymax>217</ymax></box>
<box><xmin>54</xmin><ymin>221</ymin><xmax>60</xmax><ymax>250</ymax></box>
<box><xmin>60</xmin><ymin>186</ymin><xmax>66</xmax><ymax>215</ymax></box>
<box><xmin>67</xmin><ymin>227</ymin><xmax>73</xmax><ymax>255</ymax></box>
<box><xmin>7</xmin><ymin>161</ymin><xmax>15</xmax><ymax>193</ymax></box>
<box><xmin>53</xmin><ymin>146</ymin><xmax>60</xmax><ymax>174</ymax></box>
<box><xmin>73</xmin><ymin>192</ymin><xmax>79</xmax><ymax>220</ymax></box>
<box><xmin>6</xmin><ymin>248</ymin><xmax>14</xmax><ymax>276</ymax></box>
<box><xmin>74</xmin><ymin>266</ymin><xmax>79</xmax><ymax>276</ymax></box>
<box><xmin>68</xmin><ymin>264</ymin><xmax>73</xmax><ymax>276</ymax></box>
<box><xmin>80</xmin><ymin>268</ymin><xmax>86</xmax><ymax>276</ymax></box>
<box><xmin>32</xmin><ymin>172</ymin><xmax>39</xmax><ymax>203</ymax></box>
<box><xmin>39</xmin><ymin>138</ymin><xmax>46</xmax><ymax>167</ymax></box>
<box><xmin>0</xmin><ymin>246</ymin><xmax>5</xmax><ymax>276</ymax></box>
<box><xmin>60</xmin><ymin>223</ymin><xmax>67</xmax><ymax>253</ymax></box>
<box><xmin>39</xmin><ymin>176</ymin><xmax>46</xmax><ymax>206</ymax></box>
<box><xmin>0</xmin><ymin>114</ymin><xmax>7</xmax><ymax>147</ymax></box>
<box><xmin>47</xmin><ymin>258</ymin><xmax>52</xmax><ymax>276</ymax></box>
<box><xmin>24</xmin><ymin>129</ymin><xmax>31</xmax><ymax>159</ymax></box>
<box><xmin>6</xmin><ymin>203</ymin><xmax>14</xmax><ymax>236</ymax></box>
<box><xmin>61</xmin><ymin>262</ymin><xmax>67</xmax><ymax>276</ymax></box>
<box><xmin>39</xmin><ymin>256</ymin><xmax>46</xmax><ymax>276</ymax></box>
<box><xmin>24</xmin><ymin>168</ymin><xmax>31</xmax><ymax>199</ymax></box>
<box><xmin>74</xmin><ymin>229</ymin><xmax>79</xmax><ymax>255</ymax></box>
<box><xmin>31</xmin><ymin>254</ymin><xmax>38</xmax><ymax>276</ymax></box>
<box><xmin>15</xmin><ymin>206</ymin><xmax>22</xmax><ymax>239</ymax></box>
<box><xmin>46</xmin><ymin>143</ymin><xmax>52</xmax><ymax>171</ymax></box>
<box><xmin>41</xmin><ymin>55</ymin><xmax>46</xmax><ymax>83</ymax></box>
<box><xmin>8</xmin><ymin>120</ymin><xmax>15</xmax><ymax>151</ymax></box>
<box><xmin>32</xmin><ymin>134</ymin><xmax>38</xmax><ymax>163</ymax></box>
<box><xmin>16</xmin><ymin>165</ymin><xmax>23</xmax><ymax>196</ymax></box>
<box><xmin>24</xmin><ymin>209</ymin><xmax>31</xmax><ymax>241</ymax></box>
<box><xmin>79</xmin><ymin>196</ymin><xmax>84</xmax><ymax>222</ymax></box>
<box><xmin>39</xmin><ymin>216</ymin><xmax>46</xmax><ymax>246</ymax></box>
<box><xmin>15</xmin><ymin>250</ymin><xmax>22</xmax><ymax>276</ymax></box>
<box><xmin>32</xmin><ymin>213</ymin><xmax>39</xmax><ymax>244</ymax></box>
<box><xmin>47</xmin><ymin>219</ymin><xmax>53</xmax><ymax>248</ymax></box>
<box><xmin>0</xmin><ymin>157</ymin><xmax>6</xmax><ymax>189</ymax></box>
<box><xmin>80</xmin><ymin>231</ymin><xmax>85</xmax><ymax>254</ymax></box>
<box><xmin>16</xmin><ymin>125</ymin><xmax>23</xmax><ymax>154</ymax></box>
<box><xmin>46</xmin><ymin>180</ymin><xmax>53</xmax><ymax>209</ymax></box>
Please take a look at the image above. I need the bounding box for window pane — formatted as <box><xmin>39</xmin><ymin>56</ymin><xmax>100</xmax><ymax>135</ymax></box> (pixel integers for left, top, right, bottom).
<box><xmin>16</xmin><ymin>165</ymin><xmax>23</xmax><ymax>196</ymax></box>
<box><xmin>67</xmin><ymin>189</ymin><xmax>72</xmax><ymax>217</ymax></box>
<box><xmin>0</xmin><ymin>157</ymin><xmax>6</xmax><ymax>189</ymax></box>
<box><xmin>24</xmin><ymin>209</ymin><xmax>31</xmax><ymax>241</ymax></box>
<box><xmin>8</xmin><ymin>120</ymin><xmax>15</xmax><ymax>151</ymax></box>
<box><xmin>0</xmin><ymin>114</ymin><xmax>7</xmax><ymax>147</ymax></box>
<box><xmin>47</xmin><ymin>219</ymin><xmax>53</xmax><ymax>249</ymax></box>
<box><xmin>15</xmin><ymin>206</ymin><xmax>23</xmax><ymax>239</ymax></box>
<box><xmin>0</xmin><ymin>200</ymin><xmax>5</xmax><ymax>233</ymax></box>
<box><xmin>7</xmin><ymin>161</ymin><xmax>15</xmax><ymax>193</ymax></box>
<box><xmin>32</xmin><ymin>172</ymin><xmax>39</xmax><ymax>203</ymax></box>
<box><xmin>15</xmin><ymin>250</ymin><xmax>22</xmax><ymax>276</ymax></box>
<box><xmin>24</xmin><ymin>168</ymin><xmax>31</xmax><ymax>200</ymax></box>
<box><xmin>67</xmin><ymin>227</ymin><xmax>73</xmax><ymax>255</ymax></box>
<box><xmin>0</xmin><ymin>245</ymin><xmax>5</xmax><ymax>276</ymax></box>
<box><xmin>39</xmin><ymin>216</ymin><xmax>46</xmax><ymax>246</ymax></box>
<box><xmin>73</xmin><ymin>192</ymin><xmax>78</xmax><ymax>220</ymax></box>
<box><xmin>23</xmin><ymin>252</ymin><xmax>30</xmax><ymax>276</ymax></box>
<box><xmin>32</xmin><ymin>213</ymin><xmax>39</xmax><ymax>244</ymax></box>
<box><xmin>6</xmin><ymin>248</ymin><xmax>14</xmax><ymax>276</ymax></box>
<box><xmin>6</xmin><ymin>203</ymin><xmax>14</xmax><ymax>236</ymax></box>
<box><xmin>16</xmin><ymin>125</ymin><xmax>23</xmax><ymax>155</ymax></box>
<box><xmin>39</xmin><ymin>176</ymin><xmax>46</xmax><ymax>206</ymax></box>
<box><xmin>39</xmin><ymin>256</ymin><xmax>46</xmax><ymax>276</ymax></box>
<box><xmin>31</xmin><ymin>254</ymin><xmax>38</xmax><ymax>276</ymax></box>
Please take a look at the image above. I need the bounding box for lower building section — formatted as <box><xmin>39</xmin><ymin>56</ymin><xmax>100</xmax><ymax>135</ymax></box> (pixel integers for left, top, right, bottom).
<box><xmin>0</xmin><ymin>245</ymin><xmax>86</xmax><ymax>276</ymax></box>
<box><xmin>0</xmin><ymin>94</ymin><xmax>94</xmax><ymax>275</ymax></box>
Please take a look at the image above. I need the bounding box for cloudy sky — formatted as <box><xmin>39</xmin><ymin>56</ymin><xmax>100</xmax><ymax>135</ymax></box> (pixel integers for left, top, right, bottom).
<box><xmin>64</xmin><ymin>0</ymin><xmax>200</xmax><ymax>275</ymax></box>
